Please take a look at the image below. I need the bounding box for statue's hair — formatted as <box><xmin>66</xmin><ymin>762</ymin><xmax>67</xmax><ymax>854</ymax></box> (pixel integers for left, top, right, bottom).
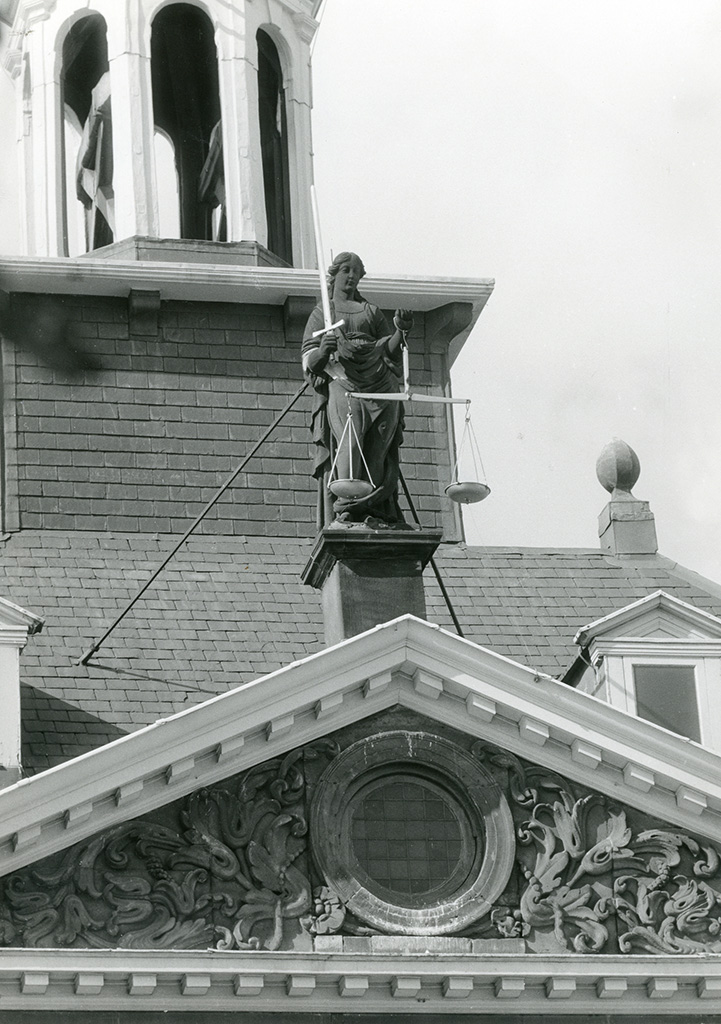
<box><xmin>327</xmin><ymin>252</ymin><xmax>366</xmax><ymax>302</ymax></box>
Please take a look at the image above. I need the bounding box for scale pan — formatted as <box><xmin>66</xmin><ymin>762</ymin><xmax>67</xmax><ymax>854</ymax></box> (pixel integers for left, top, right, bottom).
<box><xmin>329</xmin><ymin>478</ymin><xmax>374</xmax><ymax>499</ymax></box>
<box><xmin>445</xmin><ymin>481</ymin><xmax>491</xmax><ymax>504</ymax></box>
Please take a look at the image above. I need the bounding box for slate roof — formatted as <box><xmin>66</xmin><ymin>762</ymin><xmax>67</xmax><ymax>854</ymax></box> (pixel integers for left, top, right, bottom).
<box><xmin>5</xmin><ymin>528</ymin><xmax>721</xmax><ymax>777</ymax></box>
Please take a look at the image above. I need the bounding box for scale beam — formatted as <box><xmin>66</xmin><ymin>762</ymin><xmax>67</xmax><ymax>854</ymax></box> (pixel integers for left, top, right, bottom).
<box><xmin>348</xmin><ymin>391</ymin><xmax>470</xmax><ymax>405</ymax></box>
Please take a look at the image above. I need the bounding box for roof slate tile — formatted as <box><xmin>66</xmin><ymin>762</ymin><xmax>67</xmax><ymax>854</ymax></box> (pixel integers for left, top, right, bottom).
<box><xmin>2</xmin><ymin>531</ymin><xmax>720</xmax><ymax>775</ymax></box>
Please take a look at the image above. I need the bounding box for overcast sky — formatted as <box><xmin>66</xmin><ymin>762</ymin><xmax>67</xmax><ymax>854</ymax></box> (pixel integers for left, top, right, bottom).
<box><xmin>311</xmin><ymin>1</ymin><xmax>721</xmax><ymax>581</ymax></box>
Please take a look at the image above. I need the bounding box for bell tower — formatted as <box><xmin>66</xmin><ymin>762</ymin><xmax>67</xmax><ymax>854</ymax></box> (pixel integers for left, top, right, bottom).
<box><xmin>1</xmin><ymin>0</ymin><xmax>319</xmax><ymax>266</ymax></box>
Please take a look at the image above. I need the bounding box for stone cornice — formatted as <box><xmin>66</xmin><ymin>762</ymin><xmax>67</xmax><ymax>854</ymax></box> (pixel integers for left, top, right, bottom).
<box><xmin>0</xmin><ymin>256</ymin><xmax>494</xmax><ymax>310</ymax></box>
<box><xmin>0</xmin><ymin>949</ymin><xmax>719</xmax><ymax>1012</ymax></box>
<box><xmin>0</xmin><ymin>257</ymin><xmax>494</xmax><ymax>357</ymax></box>
<box><xmin>2</xmin><ymin>617</ymin><xmax>721</xmax><ymax>877</ymax></box>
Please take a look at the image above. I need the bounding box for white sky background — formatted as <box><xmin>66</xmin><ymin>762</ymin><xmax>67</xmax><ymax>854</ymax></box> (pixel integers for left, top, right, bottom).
<box><xmin>311</xmin><ymin>1</ymin><xmax>721</xmax><ymax>580</ymax></box>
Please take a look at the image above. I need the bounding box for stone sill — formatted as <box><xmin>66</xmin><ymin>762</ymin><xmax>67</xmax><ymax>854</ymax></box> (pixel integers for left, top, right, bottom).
<box><xmin>313</xmin><ymin>935</ymin><xmax>525</xmax><ymax>954</ymax></box>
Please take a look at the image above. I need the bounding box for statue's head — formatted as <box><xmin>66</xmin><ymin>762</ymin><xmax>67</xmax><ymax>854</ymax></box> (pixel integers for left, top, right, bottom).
<box><xmin>327</xmin><ymin>252</ymin><xmax>366</xmax><ymax>300</ymax></box>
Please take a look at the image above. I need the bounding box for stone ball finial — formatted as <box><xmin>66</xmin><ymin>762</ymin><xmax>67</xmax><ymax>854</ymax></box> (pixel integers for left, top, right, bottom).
<box><xmin>596</xmin><ymin>439</ymin><xmax>641</xmax><ymax>498</ymax></box>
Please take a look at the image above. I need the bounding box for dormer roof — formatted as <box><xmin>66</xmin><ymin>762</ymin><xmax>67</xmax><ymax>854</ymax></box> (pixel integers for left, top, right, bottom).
<box><xmin>575</xmin><ymin>589</ymin><xmax>721</xmax><ymax>647</ymax></box>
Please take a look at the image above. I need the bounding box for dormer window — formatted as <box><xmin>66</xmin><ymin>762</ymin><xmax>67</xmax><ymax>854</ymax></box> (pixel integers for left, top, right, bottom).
<box><xmin>632</xmin><ymin>663</ymin><xmax>701</xmax><ymax>741</ymax></box>
<box><xmin>572</xmin><ymin>591</ymin><xmax>721</xmax><ymax>752</ymax></box>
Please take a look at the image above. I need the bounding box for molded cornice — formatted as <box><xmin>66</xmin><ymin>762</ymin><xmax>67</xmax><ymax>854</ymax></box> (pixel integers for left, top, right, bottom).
<box><xmin>0</xmin><ymin>948</ymin><xmax>719</xmax><ymax>1013</ymax></box>
<box><xmin>0</xmin><ymin>257</ymin><xmax>494</xmax><ymax>360</ymax></box>
<box><xmin>2</xmin><ymin>616</ymin><xmax>721</xmax><ymax>878</ymax></box>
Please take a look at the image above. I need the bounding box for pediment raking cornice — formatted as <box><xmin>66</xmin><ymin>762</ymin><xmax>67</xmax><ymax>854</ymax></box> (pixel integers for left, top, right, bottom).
<box><xmin>1</xmin><ymin>616</ymin><xmax>721</xmax><ymax>877</ymax></box>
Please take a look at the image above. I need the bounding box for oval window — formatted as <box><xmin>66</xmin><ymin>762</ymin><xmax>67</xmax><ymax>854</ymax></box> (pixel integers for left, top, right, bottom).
<box><xmin>310</xmin><ymin>731</ymin><xmax>515</xmax><ymax>934</ymax></box>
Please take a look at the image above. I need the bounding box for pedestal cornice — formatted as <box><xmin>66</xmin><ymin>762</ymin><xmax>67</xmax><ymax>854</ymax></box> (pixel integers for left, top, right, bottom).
<box><xmin>302</xmin><ymin>528</ymin><xmax>442</xmax><ymax>591</ymax></box>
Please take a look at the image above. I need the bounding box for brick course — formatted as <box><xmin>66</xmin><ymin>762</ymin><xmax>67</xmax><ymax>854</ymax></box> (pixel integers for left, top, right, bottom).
<box><xmin>6</xmin><ymin>294</ymin><xmax>456</xmax><ymax>537</ymax></box>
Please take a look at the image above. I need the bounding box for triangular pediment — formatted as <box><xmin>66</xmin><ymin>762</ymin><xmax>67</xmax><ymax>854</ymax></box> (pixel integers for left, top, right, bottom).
<box><xmin>575</xmin><ymin>589</ymin><xmax>721</xmax><ymax>645</ymax></box>
<box><xmin>3</xmin><ymin>614</ymin><xmax>721</xmax><ymax>877</ymax></box>
<box><xmin>2</xmin><ymin>699</ymin><xmax>719</xmax><ymax>950</ymax></box>
<box><xmin>3</xmin><ymin>616</ymin><xmax>721</xmax><ymax>1010</ymax></box>
<box><xmin>4</xmin><ymin>700</ymin><xmax>721</xmax><ymax>967</ymax></box>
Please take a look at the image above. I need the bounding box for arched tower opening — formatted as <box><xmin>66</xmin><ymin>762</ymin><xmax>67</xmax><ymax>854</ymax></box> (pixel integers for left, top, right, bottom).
<box><xmin>61</xmin><ymin>14</ymin><xmax>113</xmax><ymax>254</ymax></box>
<box><xmin>5</xmin><ymin>0</ymin><xmax>318</xmax><ymax>262</ymax></box>
<box><xmin>257</xmin><ymin>29</ymin><xmax>292</xmax><ymax>265</ymax></box>
<box><xmin>151</xmin><ymin>3</ymin><xmax>222</xmax><ymax>242</ymax></box>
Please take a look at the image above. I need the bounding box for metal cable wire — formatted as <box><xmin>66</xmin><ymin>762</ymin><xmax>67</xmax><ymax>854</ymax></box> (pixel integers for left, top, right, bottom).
<box><xmin>78</xmin><ymin>382</ymin><xmax>309</xmax><ymax>665</ymax></box>
<box><xmin>398</xmin><ymin>470</ymin><xmax>465</xmax><ymax>638</ymax></box>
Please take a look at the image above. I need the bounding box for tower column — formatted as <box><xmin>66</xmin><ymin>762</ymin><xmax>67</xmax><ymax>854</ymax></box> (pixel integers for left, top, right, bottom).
<box><xmin>280</xmin><ymin>13</ymin><xmax>316</xmax><ymax>269</ymax></box>
<box><xmin>17</xmin><ymin>60</ymin><xmax>34</xmax><ymax>256</ymax></box>
<box><xmin>24</xmin><ymin>16</ymin><xmax>64</xmax><ymax>256</ymax></box>
<box><xmin>105</xmin><ymin>1</ymin><xmax>158</xmax><ymax>240</ymax></box>
<box><xmin>217</xmin><ymin>52</ymin><xmax>267</xmax><ymax>245</ymax></box>
<box><xmin>284</xmin><ymin>69</ymin><xmax>314</xmax><ymax>268</ymax></box>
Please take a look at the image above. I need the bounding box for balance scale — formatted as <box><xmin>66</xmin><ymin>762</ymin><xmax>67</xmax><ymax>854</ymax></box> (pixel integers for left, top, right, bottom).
<box><xmin>311</xmin><ymin>188</ymin><xmax>490</xmax><ymax>507</ymax></box>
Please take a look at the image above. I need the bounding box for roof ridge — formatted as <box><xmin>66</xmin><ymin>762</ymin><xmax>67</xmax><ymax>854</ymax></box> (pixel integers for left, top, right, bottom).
<box><xmin>650</xmin><ymin>553</ymin><xmax>721</xmax><ymax>603</ymax></box>
<box><xmin>439</xmin><ymin>544</ymin><xmax>608</xmax><ymax>556</ymax></box>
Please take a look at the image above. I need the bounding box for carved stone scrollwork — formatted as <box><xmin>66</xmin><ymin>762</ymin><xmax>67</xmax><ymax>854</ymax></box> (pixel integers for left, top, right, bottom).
<box><xmin>474</xmin><ymin>741</ymin><xmax>721</xmax><ymax>954</ymax></box>
<box><xmin>4</xmin><ymin>728</ymin><xmax>721</xmax><ymax>956</ymax></box>
<box><xmin>0</xmin><ymin>743</ymin><xmax>337</xmax><ymax>951</ymax></box>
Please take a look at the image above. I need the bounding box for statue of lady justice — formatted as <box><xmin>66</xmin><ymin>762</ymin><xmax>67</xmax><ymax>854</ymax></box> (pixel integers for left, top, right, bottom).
<box><xmin>302</xmin><ymin>252</ymin><xmax>414</xmax><ymax>527</ymax></box>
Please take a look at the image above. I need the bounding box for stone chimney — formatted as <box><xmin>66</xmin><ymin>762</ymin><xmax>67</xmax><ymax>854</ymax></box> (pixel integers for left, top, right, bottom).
<box><xmin>302</xmin><ymin>528</ymin><xmax>442</xmax><ymax>646</ymax></box>
<box><xmin>596</xmin><ymin>439</ymin><xmax>658</xmax><ymax>555</ymax></box>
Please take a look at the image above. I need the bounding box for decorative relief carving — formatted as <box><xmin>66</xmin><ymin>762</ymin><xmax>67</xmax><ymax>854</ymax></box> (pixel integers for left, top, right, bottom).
<box><xmin>3</xmin><ymin>725</ymin><xmax>721</xmax><ymax>956</ymax></box>
<box><xmin>305</xmin><ymin>885</ymin><xmax>347</xmax><ymax>935</ymax></box>
<box><xmin>474</xmin><ymin>742</ymin><xmax>721</xmax><ymax>954</ymax></box>
<box><xmin>0</xmin><ymin>743</ymin><xmax>337</xmax><ymax>951</ymax></box>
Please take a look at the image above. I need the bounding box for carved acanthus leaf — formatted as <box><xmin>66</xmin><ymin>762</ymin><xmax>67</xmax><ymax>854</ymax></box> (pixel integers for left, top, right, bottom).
<box><xmin>475</xmin><ymin>740</ymin><xmax>721</xmax><ymax>955</ymax></box>
<box><xmin>0</xmin><ymin>748</ymin><xmax>326</xmax><ymax>951</ymax></box>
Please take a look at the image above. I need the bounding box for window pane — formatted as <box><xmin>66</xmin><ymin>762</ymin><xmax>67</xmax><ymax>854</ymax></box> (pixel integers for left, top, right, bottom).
<box><xmin>349</xmin><ymin>776</ymin><xmax>473</xmax><ymax>900</ymax></box>
<box><xmin>633</xmin><ymin>664</ymin><xmax>701</xmax><ymax>742</ymax></box>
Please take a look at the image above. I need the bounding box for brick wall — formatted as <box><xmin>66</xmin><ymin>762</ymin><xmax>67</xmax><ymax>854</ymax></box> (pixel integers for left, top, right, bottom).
<box><xmin>3</xmin><ymin>293</ymin><xmax>458</xmax><ymax>538</ymax></box>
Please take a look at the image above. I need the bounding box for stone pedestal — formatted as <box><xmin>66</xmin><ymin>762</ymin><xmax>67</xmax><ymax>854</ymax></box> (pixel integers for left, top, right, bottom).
<box><xmin>302</xmin><ymin>529</ymin><xmax>442</xmax><ymax>646</ymax></box>
<box><xmin>598</xmin><ymin>499</ymin><xmax>658</xmax><ymax>555</ymax></box>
